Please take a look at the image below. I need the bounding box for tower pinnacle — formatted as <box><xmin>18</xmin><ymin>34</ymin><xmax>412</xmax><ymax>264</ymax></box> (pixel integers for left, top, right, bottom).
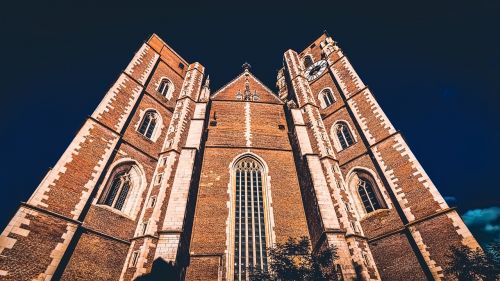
<box><xmin>242</xmin><ymin>62</ymin><xmax>251</xmax><ymax>72</ymax></box>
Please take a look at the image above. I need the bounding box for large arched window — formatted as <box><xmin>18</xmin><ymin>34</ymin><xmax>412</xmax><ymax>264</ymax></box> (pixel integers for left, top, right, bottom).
<box><xmin>334</xmin><ymin>121</ymin><xmax>355</xmax><ymax>150</ymax></box>
<box><xmin>157</xmin><ymin>78</ymin><xmax>174</xmax><ymax>99</ymax></box>
<box><xmin>102</xmin><ymin>167</ymin><xmax>131</xmax><ymax>210</ymax></box>
<box><xmin>348</xmin><ymin>169</ymin><xmax>387</xmax><ymax>216</ymax></box>
<box><xmin>98</xmin><ymin>162</ymin><xmax>145</xmax><ymax>218</ymax></box>
<box><xmin>303</xmin><ymin>55</ymin><xmax>314</xmax><ymax>69</ymax></box>
<box><xmin>319</xmin><ymin>88</ymin><xmax>335</xmax><ymax>108</ymax></box>
<box><xmin>233</xmin><ymin>157</ymin><xmax>268</xmax><ymax>280</ymax></box>
<box><xmin>138</xmin><ymin>110</ymin><xmax>159</xmax><ymax>139</ymax></box>
<box><xmin>357</xmin><ymin>177</ymin><xmax>382</xmax><ymax>213</ymax></box>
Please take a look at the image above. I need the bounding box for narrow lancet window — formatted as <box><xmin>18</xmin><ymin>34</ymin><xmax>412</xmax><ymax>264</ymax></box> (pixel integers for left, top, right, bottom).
<box><xmin>157</xmin><ymin>78</ymin><xmax>173</xmax><ymax>99</ymax></box>
<box><xmin>234</xmin><ymin>157</ymin><xmax>268</xmax><ymax>280</ymax></box>
<box><xmin>335</xmin><ymin>122</ymin><xmax>354</xmax><ymax>149</ymax></box>
<box><xmin>138</xmin><ymin>110</ymin><xmax>158</xmax><ymax>139</ymax></box>
<box><xmin>357</xmin><ymin>177</ymin><xmax>382</xmax><ymax>213</ymax></box>
<box><xmin>320</xmin><ymin>88</ymin><xmax>335</xmax><ymax>108</ymax></box>
<box><xmin>101</xmin><ymin>166</ymin><xmax>132</xmax><ymax>211</ymax></box>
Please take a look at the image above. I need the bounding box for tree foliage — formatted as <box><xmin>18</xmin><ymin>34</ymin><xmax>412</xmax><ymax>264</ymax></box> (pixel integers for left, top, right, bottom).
<box><xmin>444</xmin><ymin>243</ymin><xmax>499</xmax><ymax>281</ymax></box>
<box><xmin>250</xmin><ymin>236</ymin><xmax>341</xmax><ymax>281</ymax></box>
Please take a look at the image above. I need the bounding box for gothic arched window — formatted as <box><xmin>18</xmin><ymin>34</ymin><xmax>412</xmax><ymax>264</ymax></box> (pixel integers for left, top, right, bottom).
<box><xmin>100</xmin><ymin>164</ymin><xmax>134</xmax><ymax>211</ymax></box>
<box><xmin>319</xmin><ymin>88</ymin><xmax>335</xmax><ymax>108</ymax></box>
<box><xmin>357</xmin><ymin>177</ymin><xmax>382</xmax><ymax>213</ymax></box>
<box><xmin>233</xmin><ymin>157</ymin><xmax>268</xmax><ymax>280</ymax></box>
<box><xmin>138</xmin><ymin>110</ymin><xmax>159</xmax><ymax>139</ymax></box>
<box><xmin>335</xmin><ymin>122</ymin><xmax>355</xmax><ymax>150</ymax></box>
<box><xmin>97</xmin><ymin>161</ymin><xmax>145</xmax><ymax>218</ymax></box>
<box><xmin>157</xmin><ymin>78</ymin><xmax>174</xmax><ymax>99</ymax></box>
<box><xmin>303</xmin><ymin>55</ymin><xmax>314</xmax><ymax>69</ymax></box>
<box><xmin>348</xmin><ymin>170</ymin><xmax>387</xmax><ymax>216</ymax></box>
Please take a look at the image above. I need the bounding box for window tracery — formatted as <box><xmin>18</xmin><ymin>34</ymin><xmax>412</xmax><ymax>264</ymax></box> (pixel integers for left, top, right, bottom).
<box><xmin>233</xmin><ymin>157</ymin><xmax>268</xmax><ymax>280</ymax></box>
<box><xmin>157</xmin><ymin>78</ymin><xmax>174</xmax><ymax>99</ymax></box>
<box><xmin>138</xmin><ymin>110</ymin><xmax>159</xmax><ymax>139</ymax></box>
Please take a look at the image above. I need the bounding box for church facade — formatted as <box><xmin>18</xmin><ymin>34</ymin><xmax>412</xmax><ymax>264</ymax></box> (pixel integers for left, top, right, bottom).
<box><xmin>0</xmin><ymin>33</ymin><xmax>479</xmax><ymax>280</ymax></box>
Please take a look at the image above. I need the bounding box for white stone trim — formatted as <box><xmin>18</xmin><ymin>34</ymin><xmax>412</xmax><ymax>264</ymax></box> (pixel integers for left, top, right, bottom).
<box><xmin>306</xmin><ymin>155</ymin><xmax>340</xmax><ymax>229</ymax></box>
<box><xmin>330</xmin><ymin>57</ymin><xmax>365</xmax><ymax>97</ymax></box>
<box><xmin>409</xmin><ymin>227</ymin><xmax>444</xmax><ymax>280</ymax></box>
<box><xmin>124</xmin><ymin>43</ymin><xmax>159</xmax><ymax>85</ymax></box>
<box><xmin>372</xmin><ymin>145</ymin><xmax>415</xmax><ymax>221</ymax></box>
<box><xmin>185</xmin><ymin>120</ymin><xmax>204</xmax><ymax>149</ymax></box>
<box><xmin>0</xmin><ymin>207</ymin><xmax>35</xmax><ymax>256</ymax></box>
<box><xmin>244</xmin><ymin>102</ymin><xmax>252</xmax><ymax>147</ymax></box>
<box><xmin>446</xmin><ymin>211</ymin><xmax>480</xmax><ymax>248</ymax></box>
<box><xmin>36</xmin><ymin>223</ymin><xmax>78</xmax><ymax>281</ymax></box>
<box><xmin>91</xmin><ymin>74</ymin><xmax>142</xmax><ymax>132</ymax></box>
<box><xmin>161</xmin><ymin>149</ymin><xmax>197</xmax><ymax>232</ymax></box>
<box><xmin>393</xmin><ymin>134</ymin><xmax>448</xmax><ymax>210</ymax></box>
<box><xmin>193</xmin><ymin>103</ymin><xmax>207</xmax><ymax>119</ymax></box>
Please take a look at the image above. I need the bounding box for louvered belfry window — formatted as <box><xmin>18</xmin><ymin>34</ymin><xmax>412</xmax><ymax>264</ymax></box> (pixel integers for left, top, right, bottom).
<box><xmin>234</xmin><ymin>157</ymin><xmax>268</xmax><ymax>280</ymax></box>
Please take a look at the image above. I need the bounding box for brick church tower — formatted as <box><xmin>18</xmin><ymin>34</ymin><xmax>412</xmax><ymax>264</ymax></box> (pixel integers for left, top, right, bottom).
<box><xmin>0</xmin><ymin>33</ymin><xmax>479</xmax><ymax>280</ymax></box>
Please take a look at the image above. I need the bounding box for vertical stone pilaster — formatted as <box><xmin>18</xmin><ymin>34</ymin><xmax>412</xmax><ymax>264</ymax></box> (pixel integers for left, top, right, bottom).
<box><xmin>285</xmin><ymin>49</ymin><xmax>380</xmax><ymax>280</ymax></box>
<box><xmin>119</xmin><ymin>62</ymin><xmax>207</xmax><ymax>280</ymax></box>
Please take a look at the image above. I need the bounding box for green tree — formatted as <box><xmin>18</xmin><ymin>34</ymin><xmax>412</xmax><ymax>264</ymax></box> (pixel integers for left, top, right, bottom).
<box><xmin>250</xmin><ymin>236</ymin><xmax>342</xmax><ymax>281</ymax></box>
<box><xmin>445</xmin><ymin>243</ymin><xmax>500</xmax><ymax>281</ymax></box>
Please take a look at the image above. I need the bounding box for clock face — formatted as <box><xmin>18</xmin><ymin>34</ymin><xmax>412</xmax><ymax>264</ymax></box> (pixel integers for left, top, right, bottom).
<box><xmin>304</xmin><ymin>60</ymin><xmax>328</xmax><ymax>81</ymax></box>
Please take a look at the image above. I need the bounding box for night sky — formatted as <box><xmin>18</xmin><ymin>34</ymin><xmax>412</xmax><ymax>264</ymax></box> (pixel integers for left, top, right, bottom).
<box><xmin>1</xmin><ymin>1</ymin><xmax>498</xmax><ymax>246</ymax></box>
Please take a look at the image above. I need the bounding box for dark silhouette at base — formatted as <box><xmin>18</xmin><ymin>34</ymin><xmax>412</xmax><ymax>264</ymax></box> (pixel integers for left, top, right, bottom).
<box><xmin>134</xmin><ymin>258</ymin><xmax>182</xmax><ymax>281</ymax></box>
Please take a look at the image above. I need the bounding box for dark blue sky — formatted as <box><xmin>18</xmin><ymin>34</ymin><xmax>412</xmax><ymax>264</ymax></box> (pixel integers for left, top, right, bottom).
<box><xmin>0</xmin><ymin>1</ymin><xmax>498</xmax><ymax>245</ymax></box>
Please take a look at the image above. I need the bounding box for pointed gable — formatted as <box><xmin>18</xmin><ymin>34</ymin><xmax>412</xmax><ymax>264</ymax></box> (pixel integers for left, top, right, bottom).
<box><xmin>211</xmin><ymin>70</ymin><xmax>283</xmax><ymax>104</ymax></box>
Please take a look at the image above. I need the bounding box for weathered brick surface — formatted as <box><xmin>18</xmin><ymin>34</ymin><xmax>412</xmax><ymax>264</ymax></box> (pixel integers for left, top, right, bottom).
<box><xmin>331</xmin><ymin>57</ymin><xmax>365</xmax><ymax>98</ymax></box>
<box><xmin>185</xmin><ymin>256</ymin><xmax>221</xmax><ymax>281</ymax></box>
<box><xmin>124</xmin><ymin>43</ymin><xmax>159</xmax><ymax>86</ymax></box>
<box><xmin>36</xmin><ymin>122</ymin><xmax>118</xmax><ymax>218</ymax></box>
<box><xmin>61</xmin><ymin>232</ymin><xmax>129</xmax><ymax>281</ymax></box>
<box><xmin>83</xmin><ymin>206</ymin><xmax>136</xmax><ymax>241</ymax></box>
<box><xmin>147</xmin><ymin>34</ymin><xmax>188</xmax><ymax>79</ymax></box>
<box><xmin>373</xmin><ymin>135</ymin><xmax>443</xmax><ymax>221</ymax></box>
<box><xmin>369</xmin><ymin>233</ymin><xmax>427</xmax><ymax>280</ymax></box>
<box><xmin>0</xmin><ymin>208</ymin><xmax>69</xmax><ymax>280</ymax></box>
<box><xmin>92</xmin><ymin>74</ymin><xmax>142</xmax><ymax>132</ymax></box>
<box><xmin>348</xmin><ymin>88</ymin><xmax>396</xmax><ymax>145</ymax></box>
<box><xmin>413</xmin><ymin>213</ymin><xmax>467</xmax><ymax>279</ymax></box>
